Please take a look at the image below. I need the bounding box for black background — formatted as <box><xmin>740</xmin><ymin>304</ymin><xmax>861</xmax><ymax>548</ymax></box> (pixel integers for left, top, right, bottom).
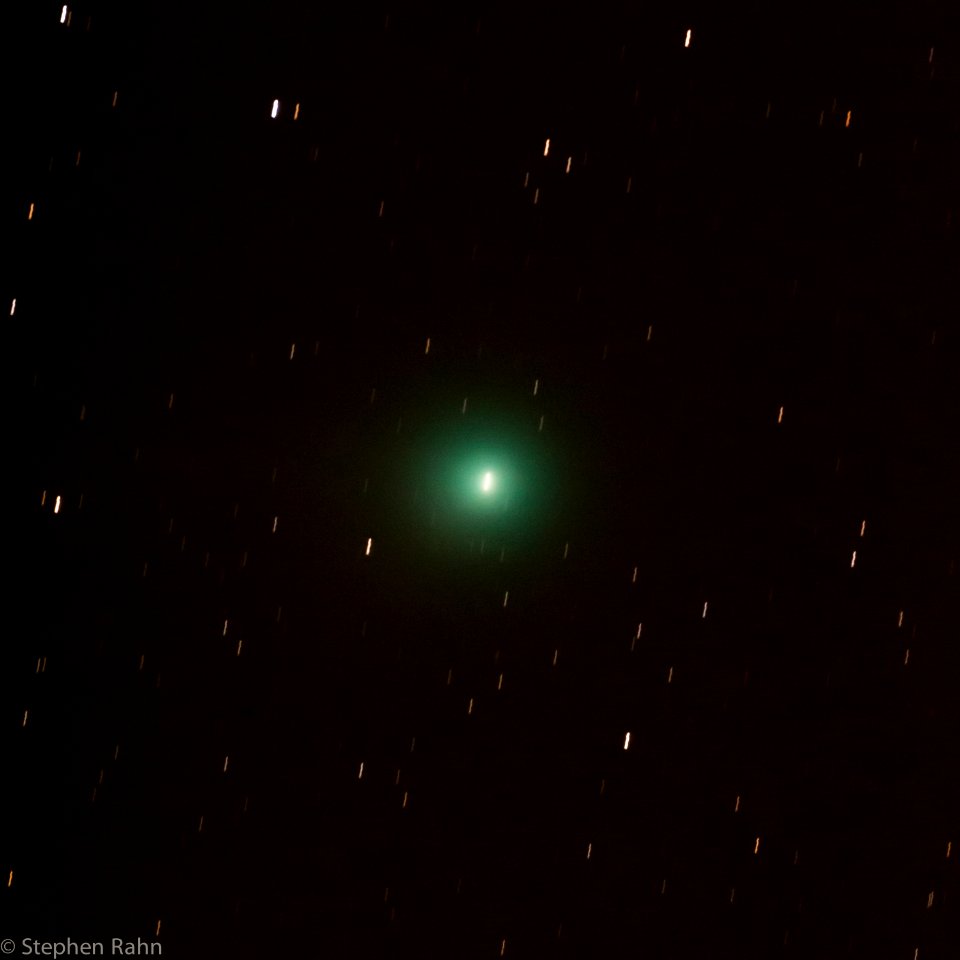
<box><xmin>8</xmin><ymin>2</ymin><xmax>960</xmax><ymax>957</ymax></box>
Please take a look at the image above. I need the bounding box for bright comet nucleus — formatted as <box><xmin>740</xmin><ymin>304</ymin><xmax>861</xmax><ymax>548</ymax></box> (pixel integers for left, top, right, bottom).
<box><xmin>481</xmin><ymin>470</ymin><xmax>495</xmax><ymax>493</ymax></box>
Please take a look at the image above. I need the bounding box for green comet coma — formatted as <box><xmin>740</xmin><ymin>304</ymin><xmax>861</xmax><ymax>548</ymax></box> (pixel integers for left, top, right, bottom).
<box><xmin>401</xmin><ymin>410</ymin><xmax>564</xmax><ymax>556</ymax></box>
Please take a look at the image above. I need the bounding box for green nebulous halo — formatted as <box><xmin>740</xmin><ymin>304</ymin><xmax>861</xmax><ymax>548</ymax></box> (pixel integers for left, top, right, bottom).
<box><xmin>448</xmin><ymin>455</ymin><xmax>514</xmax><ymax>512</ymax></box>
<box><xmin>405</xmin><ymin>411</ymin><xmax>560</xmax><ymax>542</ymax></box>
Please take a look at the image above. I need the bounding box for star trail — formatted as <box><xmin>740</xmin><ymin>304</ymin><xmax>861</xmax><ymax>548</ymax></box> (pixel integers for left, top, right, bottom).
<box><xmin>9</xmin><ymin>2</ymin><xmax>960</xmax><ymax>958</ymax></box>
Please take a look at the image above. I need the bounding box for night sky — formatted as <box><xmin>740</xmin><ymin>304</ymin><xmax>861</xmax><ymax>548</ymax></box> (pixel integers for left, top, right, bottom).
<box><xmin>9</xmin><ymin>2</ymin><xmax>960</xmax><ymax>957</ymax></box>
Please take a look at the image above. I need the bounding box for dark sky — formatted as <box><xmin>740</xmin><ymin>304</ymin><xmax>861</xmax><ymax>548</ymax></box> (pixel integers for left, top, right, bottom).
<box><xmin>9</xmin><ymin>2</ymin><xmax>960</xmax><ymax>957</ymax></box>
